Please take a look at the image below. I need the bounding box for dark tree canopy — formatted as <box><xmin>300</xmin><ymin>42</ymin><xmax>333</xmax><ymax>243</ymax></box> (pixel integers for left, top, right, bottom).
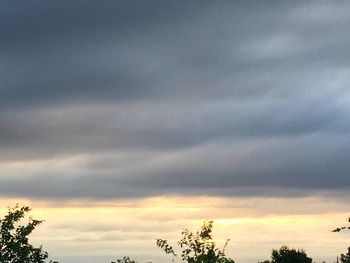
<box><xmin>267</xmin><ymin>246</ymin><xmax>312</xmax><ymax>263</ymax></box>
<box><xmin>339</xmin><ymin>247</ymin><xmax>350</xmax><ymax>263</ymax></box>
<box><xmin>0</xmin><ymin>205</ymin><xmax>49</xmax><ymax>263</ymax></box>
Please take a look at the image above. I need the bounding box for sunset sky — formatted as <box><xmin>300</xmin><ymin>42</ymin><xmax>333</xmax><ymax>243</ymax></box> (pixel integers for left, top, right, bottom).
<box><xmin>1</xmin><ymin>1</ymin><xmax>350</xmax><ymax>262</ymax></box>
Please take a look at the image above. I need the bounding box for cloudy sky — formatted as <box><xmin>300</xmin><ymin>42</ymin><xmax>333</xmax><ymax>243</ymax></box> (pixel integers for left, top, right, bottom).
<box><xmin>1</xmin><ymin>1</ymin><xmax>350</xmax><ymax>262</ymax></box>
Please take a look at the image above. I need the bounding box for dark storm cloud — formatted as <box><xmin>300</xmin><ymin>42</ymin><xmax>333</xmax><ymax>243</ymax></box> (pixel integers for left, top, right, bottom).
<box><xmin>0</xmin><ymin>0</ymin><xmax>302</xmax><ymax>107</ymax></box>
<box><xmin>1</xmin><ymin>1</ymin><xmax>350</xmax><ymax>199</ymax></box>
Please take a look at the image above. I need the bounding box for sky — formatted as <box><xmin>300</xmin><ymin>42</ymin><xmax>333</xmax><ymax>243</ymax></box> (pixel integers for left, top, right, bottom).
<box><xmin>1</xmin><ymin>1</ymin><xmax>350</xmax><ymax>262</ymax></box>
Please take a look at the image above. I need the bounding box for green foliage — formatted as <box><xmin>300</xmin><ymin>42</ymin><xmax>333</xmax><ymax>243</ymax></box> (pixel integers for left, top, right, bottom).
<box><xmin>0</xmin><ymin>205</ymin><xmax>49</xmax><ymax>263</ymax></box>
<box><xmin>339</xmin><ymin>247</ymin><xmax>350</xmax><ymax>263</ymax></box>
<box><xmin>156</xmin><ymin>220</ymin><xmax>235</xmax><ymax>263</ymax></box>
<box><xmin>269</xmin><ymin>246</ymin><xmax>312</xmax><ymax>263</ymax></box>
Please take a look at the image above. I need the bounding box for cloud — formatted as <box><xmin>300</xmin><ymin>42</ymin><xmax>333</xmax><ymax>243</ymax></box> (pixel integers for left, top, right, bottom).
<box><xmin>1</xmin><ymin>1</ymin><xmax>350</xmax><ymax>200</ymax></box>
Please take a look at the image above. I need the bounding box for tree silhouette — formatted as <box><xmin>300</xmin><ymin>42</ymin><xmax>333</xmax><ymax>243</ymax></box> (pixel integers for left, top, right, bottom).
<box><xmin>333</xmin><ymin>217</ymin><xmax>350</xmax><ymax>233</ymax></box>
<box><xmin>156</xmin><ymin>220</ymin><xmax>235</xmax><ymax>263</ymax></box>
<box><xmin>0</xmin><ymin>205</ymin><xmax>49</xmax><ymax>263</ymax></box>
<box><xmin>266</xmin><ymin>246</ymin><xmax>312</xmax><ymax>263</ymax></box>
<box><xmin>112</xmin><ymin>256</ymin><xmax>138</xmax><ymax>263</ymax></box>
<box><xmin>339</xmin><ymin>247</ymin><xmax>350</xmax><ymax>263</ymax></box>
<box><xmin>333</xmin><ymin>217</ymin><xmax>350</xmax><ymax>263</ymax></box>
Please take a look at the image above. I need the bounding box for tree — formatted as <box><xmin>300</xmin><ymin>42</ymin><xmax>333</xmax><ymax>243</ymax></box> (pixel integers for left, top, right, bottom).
<box><xmin>156</xmin><ymin>220</ymin><xmax>235</xmax><ymax>263</ymax></box>
<box><xmin>339</xmin><ymin>247</ymin><xmax>350</xmax><ymax>263</ymax></box>
<box><xmin>267</xmin><ymin>246</ymin><xmax>312</xmax><ymax>263</ymax></box>
<box><xmin>0</xmin><ymin>205</ymin><xmax>49</xmax><ymax>263</ymax></box>
<box><xmin>333</xmin><ymin>217</ymin><xmax>350</xmax><ymax>263</ymax></box>
<box><xmin>112</xmin><ymin>256</ymin><xmax>138</xmax><ymax>263</ymax></box>
<box><xmin>333</xmin><ymin>217</ymin><xmax>350</xmax><ymax>233</ymax></box>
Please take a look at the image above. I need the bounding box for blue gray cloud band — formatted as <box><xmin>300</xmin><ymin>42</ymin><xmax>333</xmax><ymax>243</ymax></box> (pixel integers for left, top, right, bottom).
<box><xmin>1</xmin><ymin>0</ymin><xmax>350</xmax><ymax>199</ymax></box>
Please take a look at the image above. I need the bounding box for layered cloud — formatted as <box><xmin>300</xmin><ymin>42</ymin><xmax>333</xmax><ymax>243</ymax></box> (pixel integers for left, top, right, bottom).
<box><xmin>1</xmin><ymin>0</ymin><xmax>350</xmax><ymax>200</ymax></box>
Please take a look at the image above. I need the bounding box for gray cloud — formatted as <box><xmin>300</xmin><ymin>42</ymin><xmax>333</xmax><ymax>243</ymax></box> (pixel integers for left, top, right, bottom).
<box><xmin>1</xmin><ymin>1</ymin><xmax>350</xmax><ymax>200</ymax></box>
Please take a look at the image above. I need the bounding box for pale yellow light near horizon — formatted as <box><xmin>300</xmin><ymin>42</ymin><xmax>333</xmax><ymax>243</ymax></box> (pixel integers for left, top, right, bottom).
<box><xmin>0</xmin><ymin>195</ymin><xmax>349</xmax><ymax>262</ymax></box>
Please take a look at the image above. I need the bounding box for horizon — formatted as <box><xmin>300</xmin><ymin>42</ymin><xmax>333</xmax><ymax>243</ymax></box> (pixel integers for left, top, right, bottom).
<box><xmin>1</xmin><ymin>1</ymin><xmax>350</xmax><ymax>262</ymax></box>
